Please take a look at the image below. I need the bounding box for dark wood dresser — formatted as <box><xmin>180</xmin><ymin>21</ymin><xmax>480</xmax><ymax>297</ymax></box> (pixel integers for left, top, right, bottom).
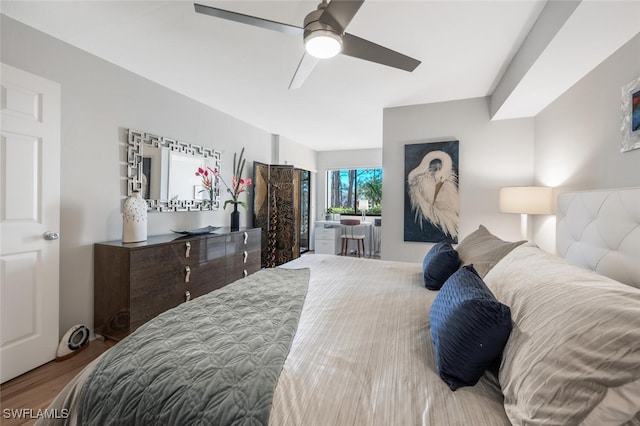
<box><xmin>94</xmin><ymin>227</ymin><xmax>261</xmax><ymax>340</ymax></box>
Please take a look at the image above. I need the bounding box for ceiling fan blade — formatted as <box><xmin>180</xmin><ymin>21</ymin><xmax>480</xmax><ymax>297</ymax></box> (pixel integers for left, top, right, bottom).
<box><xmin>319</xmin><ymin>0</ymin><xmax>364</xmax><ymax>34</ymax></box>
<box><xmin>289</xmin><ymin>53</ymin><xmax>320</xmax><ymax>90</ymax></box>
<box><xmin>194</xmin><ymin>3</ymin><xmax>303</xmax><ymax>36</ymax></box>
<box><xmin>341</xmin><ymin>33</ymin><xmax>421</xmax><ymax>72</ymax></box>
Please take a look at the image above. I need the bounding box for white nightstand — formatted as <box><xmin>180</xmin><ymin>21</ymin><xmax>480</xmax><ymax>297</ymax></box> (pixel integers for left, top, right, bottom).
<box><xmin>314</xmin><ymin>226</ymin><xmax>342</xmax><ymax>255</ymax></box>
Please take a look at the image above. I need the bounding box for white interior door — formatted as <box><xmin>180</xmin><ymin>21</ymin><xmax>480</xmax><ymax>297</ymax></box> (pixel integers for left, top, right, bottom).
<box><xmin>0</xmin><ymin>63</ymin><xmax>61</xmax><ymax>383</ymax></box>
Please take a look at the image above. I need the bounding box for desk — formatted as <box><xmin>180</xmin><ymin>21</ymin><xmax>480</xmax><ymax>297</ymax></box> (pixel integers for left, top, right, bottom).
<box><xmin>315</xmin><ymin>220</ymin><xmax>377</xmax><ymax>257</ymax></box>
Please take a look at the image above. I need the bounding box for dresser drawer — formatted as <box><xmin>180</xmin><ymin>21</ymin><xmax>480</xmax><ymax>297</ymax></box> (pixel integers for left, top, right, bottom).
<box><xmin>315</xmin><ymin>238</ymin><xmax>341</xmax><ymax>255</ymax></box>
<box><xmin>225</xmin><ymin>249</ymin><xmax>261</xmax><ymax>282</ymax></box>
<box><xmin>188</xmin><ymin>261</ymin><xmax>227</xmax><ymax>299</ymax></box>
<box><xmin>225</xmin><ymin>229</ymin><xmax>261</xmax><ymax>281</ymax></box>
<box><xmin>129</xmin><ymin>270</ymin><xmax>185</xmax><ymax>330</ymax></box>
<box><xmin>226</xmin><ymin>229</ymin><xmax>261</xmax><ymax>254</ymax></box>
<box><xmin>315</xmin><ymin>227</ymin><xmax>340</xmax><ymax>240</ymax></box>
<box><xmin>129</xmin><ymin>240</ymin><xmax>201</xmax><ymax>273</ymax></box>
<box><xmin>203</xmin><ymin>234</ymin><xmax>226</xmax><ymax>261</ymax></box>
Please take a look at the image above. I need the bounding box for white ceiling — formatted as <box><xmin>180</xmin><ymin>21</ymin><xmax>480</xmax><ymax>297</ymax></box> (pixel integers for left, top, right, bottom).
<box><xmin>2</xmin><ymin>1</ymin><xmax>639</xmax><ymax>151</ymax></box>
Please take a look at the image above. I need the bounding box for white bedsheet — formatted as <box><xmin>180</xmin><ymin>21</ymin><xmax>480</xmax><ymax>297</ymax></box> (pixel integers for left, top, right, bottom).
<box><xmin>274</xmin><ymin>254</ymin><xmax>509</xmax><ymax>425</ymax></box>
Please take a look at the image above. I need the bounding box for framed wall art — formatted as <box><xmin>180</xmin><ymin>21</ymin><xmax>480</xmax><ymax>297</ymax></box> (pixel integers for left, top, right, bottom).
<box><xmin>404</xmin><ymin>140</ymin><xmax>459</xmax><ymax>243</ymax></box>
<box><xmin>621</xmin><ymin>75</ymin><xmax>640</xmax><ymax>152</ymax></box>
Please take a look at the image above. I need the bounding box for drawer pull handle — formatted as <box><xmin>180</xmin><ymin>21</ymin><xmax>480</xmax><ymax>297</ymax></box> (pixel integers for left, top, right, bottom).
<box><xmin>185</xmin><ymin>291</ymin><xmax>191</xmax><ymax>302</ymax></box>
<box><xmin>185</xmin><ymin>242</ymin><xmax>191</xmax><ymax>258</ymax></box>
<box><xmin>185</xmin><ymin>266</ymin><xmax>191</xmax><ymax>283</ymax></box>
<box><xmin>243</xmin><ymin>232</ymin><xmax>248</xmax><ymax>244</ymax></box>
<box><xmin>243</xmin><ymin>269</ymin><xmax>248</xmax><ymax>278</ymax></box>
<box><xmin>243</xmin><ymin>250</ymin><xmax>248</xmax><ymax>263</ymax></box>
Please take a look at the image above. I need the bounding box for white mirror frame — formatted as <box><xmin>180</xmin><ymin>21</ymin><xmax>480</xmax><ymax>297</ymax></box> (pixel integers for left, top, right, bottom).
<box><xmin>127</xmin><ymin>129</ymin><xmax>221</xmax><ymax>212</ymax></box>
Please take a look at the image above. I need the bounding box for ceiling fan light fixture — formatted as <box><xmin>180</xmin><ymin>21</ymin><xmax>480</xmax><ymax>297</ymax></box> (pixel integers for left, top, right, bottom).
<box><xmin>304</xmin><ymin>30</ymin><xmax>342</xmax><ymax>59</ymax></box>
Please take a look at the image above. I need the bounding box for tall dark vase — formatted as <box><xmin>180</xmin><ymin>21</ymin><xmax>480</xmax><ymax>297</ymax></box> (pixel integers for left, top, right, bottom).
<box><xmin>230</xmin><ymin>203</ymin><xmax>240</xmax><ymax>231</ymax></box>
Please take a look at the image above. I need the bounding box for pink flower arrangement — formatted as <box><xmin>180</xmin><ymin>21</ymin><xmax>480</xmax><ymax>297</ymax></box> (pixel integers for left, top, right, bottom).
<box><xmin>196</xmin><ymin>167</ymin><xmax>214</xmax><ymax>191</ymax></box>
<box><xmin>195</xmin><ymin>148</ymin><xmax>251</xmax><ymax>210</ymax></box>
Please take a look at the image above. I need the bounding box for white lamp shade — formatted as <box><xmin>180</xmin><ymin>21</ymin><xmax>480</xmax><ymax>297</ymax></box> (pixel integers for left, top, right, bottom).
<box><xmin>358</xmin><ymin>200</ymin><xmax>369</xmax><ymax>210</ymax></box>
<box><xmin>499</xmin><ymin>186</ymin><xmax>553</xmax><ymax>215</ymax></box>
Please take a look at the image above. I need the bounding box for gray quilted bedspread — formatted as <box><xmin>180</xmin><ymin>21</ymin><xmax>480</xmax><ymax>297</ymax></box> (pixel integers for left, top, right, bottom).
<box><xmin>78</xmin><ymin>267</ymin><xmax>310</xmax><ymax>426</ymax></box>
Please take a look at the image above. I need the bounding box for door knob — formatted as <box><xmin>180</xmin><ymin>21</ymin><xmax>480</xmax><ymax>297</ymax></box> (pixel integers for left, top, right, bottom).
<box><xmin>44</xmin><ymin>231</ymin><xmax>60</xmax><ymax>240</ymax></box>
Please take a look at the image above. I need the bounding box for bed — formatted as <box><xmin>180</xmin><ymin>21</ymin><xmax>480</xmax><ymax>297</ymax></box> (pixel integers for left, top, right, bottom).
<box><xmin>39</xmin><ymin>187</ymin><xmax>640</xmax><ymax>426</ymax></box>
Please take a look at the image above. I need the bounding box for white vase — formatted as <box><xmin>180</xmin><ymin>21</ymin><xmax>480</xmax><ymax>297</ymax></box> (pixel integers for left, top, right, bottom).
<box><xmin>123</xmin><ymin>191</ymin><xmax>147</xmax><ymax>243</ymax></box>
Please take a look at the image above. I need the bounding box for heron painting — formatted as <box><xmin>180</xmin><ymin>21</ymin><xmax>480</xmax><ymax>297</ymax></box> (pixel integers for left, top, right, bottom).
<box><xmin>404</xmin><ymin>141</ymin><xmax>459</xmax><ymax>243</ymax></box>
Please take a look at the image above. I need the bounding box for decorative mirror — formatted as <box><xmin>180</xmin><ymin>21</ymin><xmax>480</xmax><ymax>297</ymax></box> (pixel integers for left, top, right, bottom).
<box><xmin>127</xmin><ymin>129</ymin><xmax>221</xmax><ymax>211</ymax></box>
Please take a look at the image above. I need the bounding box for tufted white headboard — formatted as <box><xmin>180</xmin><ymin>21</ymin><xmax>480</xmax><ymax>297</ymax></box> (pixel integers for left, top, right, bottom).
<box><xmin>556</xmin><ymin>187</ymin><xmax>640</xmax><ymax>288</ymax></box>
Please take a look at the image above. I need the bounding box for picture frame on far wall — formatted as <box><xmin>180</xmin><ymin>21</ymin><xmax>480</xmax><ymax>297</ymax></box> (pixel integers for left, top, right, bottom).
<box><xmin>621</xmin><ymin>75</ymin><xmax>640</xmax><ymax>152</ymax></box>
<box><xmin>404</xmin><ymin>140</ymin><xmax>460</xmax><ymax>244</ymax></box>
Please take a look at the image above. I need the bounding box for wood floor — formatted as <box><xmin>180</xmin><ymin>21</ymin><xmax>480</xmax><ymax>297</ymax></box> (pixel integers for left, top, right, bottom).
<box><xmin>0</xmin><ymin>340</ymin><xmax>113</xmax><ymax>426</ymax></box>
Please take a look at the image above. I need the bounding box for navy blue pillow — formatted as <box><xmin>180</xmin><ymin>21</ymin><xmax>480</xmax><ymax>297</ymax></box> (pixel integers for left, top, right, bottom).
<box><xmin>422</xmin><ymin>241</ymin><xmax>460</xmax><ymax>290</ymax></box>
<box><xmin>429</xmin><ymin>265</ymin><xmax>512</xmax><ymax>391</ymax></box>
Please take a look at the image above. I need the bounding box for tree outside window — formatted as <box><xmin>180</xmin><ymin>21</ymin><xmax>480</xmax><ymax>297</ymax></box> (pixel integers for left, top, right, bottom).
<box><xmin>327</xmin><ymin>168</ymin><xmax>382</xmax><ymax>215</ymax></box>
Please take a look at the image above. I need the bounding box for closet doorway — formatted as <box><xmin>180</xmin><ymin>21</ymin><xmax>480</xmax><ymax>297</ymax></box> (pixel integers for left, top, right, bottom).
<box><xmin>298</xmin><ymin>169</ymin><xmax>311</xmax><ymax>254</ymax></box>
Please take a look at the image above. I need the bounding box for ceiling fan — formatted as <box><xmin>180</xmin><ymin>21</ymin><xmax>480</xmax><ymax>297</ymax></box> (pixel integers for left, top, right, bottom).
<box><xmin>194</xmin><ymin>1</ymin><xmax>421</xmax><ymax>89</ymax></box>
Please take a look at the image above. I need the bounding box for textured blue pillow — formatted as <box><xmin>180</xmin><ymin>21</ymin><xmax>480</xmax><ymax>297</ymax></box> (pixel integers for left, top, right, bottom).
<box><xmin>429</xmin><ymin>265</ymin><xmax>512</xmax><ymax>391</ymax></box>
<box><xmin>422</xmin><ymin>241</ymin><xmax>460</xmax><ymax>290</ymax></box>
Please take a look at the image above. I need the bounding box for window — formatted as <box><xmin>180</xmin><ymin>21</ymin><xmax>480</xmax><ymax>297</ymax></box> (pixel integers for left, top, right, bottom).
<box><xmin>326</xmin><ymin>168</ymin><xmax>382</xmax><ymax>215</ymax></box>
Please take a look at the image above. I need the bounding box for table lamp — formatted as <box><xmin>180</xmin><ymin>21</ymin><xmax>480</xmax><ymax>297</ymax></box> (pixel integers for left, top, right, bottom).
<box><xmin>499</xmin><ymin>186</ymin><xmax>552</xmax><ymax>240</ymax></box>
<box><xmin>358</xmin><ymin>200</ymin><xmax>369</xmax><ymax>222</ymax></box>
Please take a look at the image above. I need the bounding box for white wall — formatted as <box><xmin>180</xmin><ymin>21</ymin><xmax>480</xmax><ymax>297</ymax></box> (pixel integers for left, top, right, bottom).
<box><xmin>1</xmin><ymin>16</ymin><xmax>315</xmax><ymax>337</ymax></box>
<box><xmin>533</xmin><ymin>32</ymin><xmax>640</xmax><ymax>253</ymax></box>
<box><xmin>382</xmin><ymin>97</ymin><xmax>535</xmax><ymax>263</ymax></box>
<box><xmin>275</xmin><ymin>135</ymin><xmax>318</xmax><ymax>172</ymax></box>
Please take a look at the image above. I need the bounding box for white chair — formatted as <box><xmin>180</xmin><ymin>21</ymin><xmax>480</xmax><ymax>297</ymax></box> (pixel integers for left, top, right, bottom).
<box><xmin>340</xmin><ymin>219</ymin><xmax>366</xmax><ymax>257</ymax></box>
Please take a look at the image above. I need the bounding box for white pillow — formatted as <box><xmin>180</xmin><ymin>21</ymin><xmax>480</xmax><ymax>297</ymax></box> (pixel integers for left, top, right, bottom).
<box><xmin>581</xmin><ymin>378</ymin><xmax>640</xmax><ymax>426</ymax></box>
<box><xmin>484</xmin><ymin>246</ymin><xmax>640</xmax><ymax>425</ymax></box>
